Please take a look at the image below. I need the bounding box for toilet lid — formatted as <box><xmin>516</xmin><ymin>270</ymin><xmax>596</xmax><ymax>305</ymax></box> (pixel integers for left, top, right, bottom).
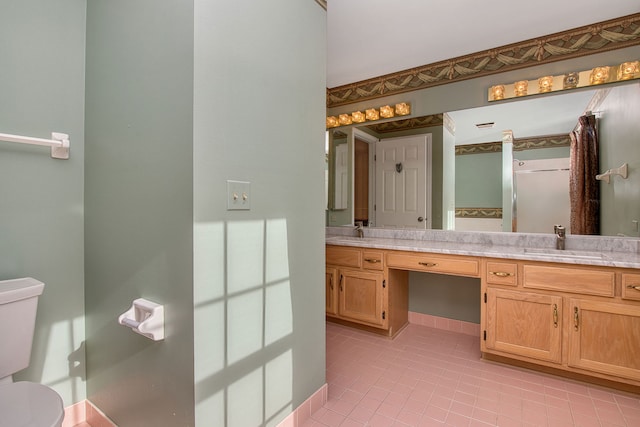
<box><xmin>0</xmin><ymin>381</ymin><xmax>64</xmax><ymax>427</ymax></box>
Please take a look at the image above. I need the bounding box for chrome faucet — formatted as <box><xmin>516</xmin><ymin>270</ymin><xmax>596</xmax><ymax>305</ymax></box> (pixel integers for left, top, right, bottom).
<box><xmin>554</xmin><ymin>225</ymin><xmax>566</xmax><ymax>250</ymax></box>
<box><xmin>355</xmin><ymin>221</ymin><xmax>364</xmax><ymax>238</ymax></box>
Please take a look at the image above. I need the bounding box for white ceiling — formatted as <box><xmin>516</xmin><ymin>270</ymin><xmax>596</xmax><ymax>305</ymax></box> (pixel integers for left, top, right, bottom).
<box><xmin>327</xmin><ymin>1</ymin><xmax>639</xmax><ymax>88</ymax></box>
<box><xmin>447</xmin><ymin>89</ymin><xmax>597</xmax><ymax>144</ymax></box>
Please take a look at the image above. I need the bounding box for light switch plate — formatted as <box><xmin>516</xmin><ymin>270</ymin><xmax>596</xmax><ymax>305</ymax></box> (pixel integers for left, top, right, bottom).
<box><xmin>227</xmin><ymin>180</ymin><xmax>251</xmax><ymax>210</ymax></box>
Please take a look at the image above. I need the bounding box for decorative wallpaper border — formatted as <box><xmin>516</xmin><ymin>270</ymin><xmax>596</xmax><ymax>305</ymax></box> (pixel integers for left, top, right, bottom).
<box><xmin>456</xmin><ymin>141</ymin><xmax>502</xmax><ymax>155</ymax></box>
<box><xmin>365</xmin><ymin>113</ymin><xmax>443</xmax><ymax>134</ymax></box>
<box><xmin>455</xmin><ymin>208</ymin><xmax>503</xmax><ymax>219</ymax></box>
<box><xmin>455</xmin><ymin>134</ymin><xmax>570</xmax><ymax>155</ymax></box>
<box><xmin>327</xmin><ymin>14</ymin><xmax>640</xmax><ymax>107</ymax></box>
<box><xmin>513</xmin><ymin>134</ymin><xmax>571</xmax><ymax>151</ymax></box>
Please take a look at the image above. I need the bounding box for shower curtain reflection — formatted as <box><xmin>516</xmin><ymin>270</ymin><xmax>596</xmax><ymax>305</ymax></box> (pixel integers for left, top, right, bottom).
<box><xmin>570</xmin><ymin>115</ymin><xmax>600</xmax><ymax>235</ymax></box>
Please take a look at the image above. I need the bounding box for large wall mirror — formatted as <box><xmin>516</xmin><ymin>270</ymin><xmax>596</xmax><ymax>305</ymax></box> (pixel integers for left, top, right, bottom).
<box><xmin>326</xmin><ymin>81</ymin><xmax>640</xmax><ymax>237</ymax></box>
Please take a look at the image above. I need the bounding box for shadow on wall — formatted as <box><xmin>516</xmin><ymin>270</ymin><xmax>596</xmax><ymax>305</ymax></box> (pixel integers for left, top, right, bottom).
<box><xmin>13</xmin><ymin>294</ymin><xmax>86</xmax><ymax>405</ymax></box>
<box><xmin>194</xmin><ymin>218</ymin><xmax>295</xmax><ymax>426</ymax></box>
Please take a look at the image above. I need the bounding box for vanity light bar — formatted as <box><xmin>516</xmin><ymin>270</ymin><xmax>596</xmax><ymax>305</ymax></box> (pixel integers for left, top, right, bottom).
<box><xmin>326</xmin><ymin>102</ymin><xmax>411</xmax><ymax>129</ymax></box>
<box><xmin>489</xmin><ymin>60</ymin><xmax>639</xmax><ymax>102</ymax></box>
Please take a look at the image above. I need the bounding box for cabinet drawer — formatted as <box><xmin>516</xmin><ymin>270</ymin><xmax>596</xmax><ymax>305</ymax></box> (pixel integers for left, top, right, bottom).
<box><xmin>326</xmin><ymin>245</ymin><xmax>362</xmax><ymax>268</ymax></box>
<box><xmin>522</xmin><ymin>265</ymin><xmax>615</xmax><ymax>297</ymax></box>
<box><xmin>486</xmin><ymin>261</ymin><xmax>517</xmax><ymax>286</ymax></box>
<box><xmin>622</xmin><ymin>274</ymin><xmax>640</xmax><ymax>301</ymax></box>
<box><xmin>362</xmin><ymin>251</ymin><xmax>384</xmax><ymax>271</ymax></box>
<box><xmin>386</xmin><ymin>252</ymin><xmax>479</xmax><ymax>277</ymax></box>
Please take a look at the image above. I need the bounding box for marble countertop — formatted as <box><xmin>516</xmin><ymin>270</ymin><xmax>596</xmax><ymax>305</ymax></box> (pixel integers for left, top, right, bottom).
<box><xmin>325</xmin><ymin>229</ymin><xmax>640</xmax><ymax>269</ymax></box>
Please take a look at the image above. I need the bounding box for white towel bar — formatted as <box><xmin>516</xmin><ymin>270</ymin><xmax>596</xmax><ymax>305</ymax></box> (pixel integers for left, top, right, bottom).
<box><xmin>0</xmin><ymin>132</ymin><xmax>70</xmax><ymax>159</ymax></box>
<box><xmin>596</xmin><ymin>163</ymin><xmax>628</xmax><ymax>184</ymax></box>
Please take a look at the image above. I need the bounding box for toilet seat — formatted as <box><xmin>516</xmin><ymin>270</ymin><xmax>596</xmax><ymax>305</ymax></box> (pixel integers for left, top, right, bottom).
<box><xmin>0</xmin><ymin>381</ymin><xmax>64</xmax><ymax>427</ymax></box>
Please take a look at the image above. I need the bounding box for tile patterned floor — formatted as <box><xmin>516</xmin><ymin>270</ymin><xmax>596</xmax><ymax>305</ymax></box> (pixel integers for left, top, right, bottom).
<box><xmin>304</xmin><ymin>322</ymin><xmax>640</xmax><ymax>427</ymax></box>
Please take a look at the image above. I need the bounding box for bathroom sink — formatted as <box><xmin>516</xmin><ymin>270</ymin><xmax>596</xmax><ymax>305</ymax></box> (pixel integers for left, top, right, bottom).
<box><xmin>523</xmin><ymin>248</ymin><xmax>607</xmax><ymax>260</ymax></box>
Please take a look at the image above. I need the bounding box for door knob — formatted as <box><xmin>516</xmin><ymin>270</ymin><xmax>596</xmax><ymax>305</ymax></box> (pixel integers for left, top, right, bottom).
<box><xmin>418</xmin><ymin>216</ymin><xmax>424</xmax><ymax>222</ymax></box>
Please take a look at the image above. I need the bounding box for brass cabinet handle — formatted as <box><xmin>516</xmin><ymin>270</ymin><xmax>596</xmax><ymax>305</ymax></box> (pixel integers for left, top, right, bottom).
<box><xmin>419</xmin><ymin>262</ymin><xmax>438</xmax><ymax>267</ymax></box>
<box><xmin>627</xmin><ymin>284</ymin><xmax>640</xmax><ymax>291</ymax></box>
<box><xmin>574</xmin><ymin>307</ymin><xmax>579</xmax><ymax>331</ymax></box>
<box><xmin>339</xmin><ymin>274</ymin><xmax>343</xmax><ymax>292</ymax></box>
<box><xmin>364</xmin><ymin>258</ymin><xmax>381</xmax><ymax>263</ymax></box>
<box><xmin>489</xmin><ymin>271</ymin><xmax>512</xmax><ymax>278</ymax></box>
<box><xmin>553</xmin><ymin>304</ymin><xmax>558</xmax><ymax>328</ymax></box>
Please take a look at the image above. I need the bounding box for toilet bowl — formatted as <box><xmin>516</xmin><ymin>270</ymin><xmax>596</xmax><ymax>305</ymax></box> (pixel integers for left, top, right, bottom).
<box><xmin>0</xmin><ymin>381</ymin><xmax>64</xmax><ymax>427</ymax></box>
<box><xmin>0</xmin><ymin>278</ymin><xmax>65</xmax><ymax>427</ymax></box>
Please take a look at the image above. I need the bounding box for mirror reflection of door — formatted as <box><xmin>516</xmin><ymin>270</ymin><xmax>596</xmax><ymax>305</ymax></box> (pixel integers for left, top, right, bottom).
<box><xmin>354</xmin><ymin>137</ymin><xmax>369</xmax><ymax>225</ymax></box>
<box><xmin>375</xmin><ymin>134</ymin><xmax>432</xmax><ymax>228</ymax></box>
<box><xmin>334</xmin><ymin>141</ymin><xmax>348</xmax><ymax>210</ymax></box>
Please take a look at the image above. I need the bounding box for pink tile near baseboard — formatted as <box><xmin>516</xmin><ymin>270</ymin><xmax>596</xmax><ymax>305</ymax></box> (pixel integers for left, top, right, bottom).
<box><xmin>62</xmin><ymin>401</ymin><xmax>86</xmax><ymax>427</ymax></box>
<box><xmin>62</xmin><ymin>400</ymin><xmax>117</xmax><ymax>427</ymax></box>
<box><xmin>277</xmin><ymin>384</ymin><xmax>328</xmax><ymax>427</ymax></box>
<box><xmin>408</xmin><ymin>311</ymin><xmax>480</xmax><ymax>337</ymax></box>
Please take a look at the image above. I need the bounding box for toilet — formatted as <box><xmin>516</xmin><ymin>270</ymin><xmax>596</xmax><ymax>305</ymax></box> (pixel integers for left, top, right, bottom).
<box><xmin>0</xmin><ymin>277</ymin><xmax>65</xmax><ymax>427</ymax></box>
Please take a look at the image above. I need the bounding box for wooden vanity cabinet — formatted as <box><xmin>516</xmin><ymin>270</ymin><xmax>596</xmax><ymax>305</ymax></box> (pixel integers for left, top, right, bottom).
<box><xmin>485</xmin><ymin>286</ymin><xmax>563</xmax><ymax>364</ymax></box>
<box><xmin>482</xmin><ymin>259</ymin><xmax>640</xmax><ymax>388</ymax></box>
<box><xmin>325</xmin><ymin>267</ymin><xmax>338</xmax><ymax>316</ymax></box>
<box><xmin>338</xmin><ymin>268</ymin><xmax>386</xmax><ymax>327</ymax></box>
<box><xmin>568</xmin><ymin>298</ymin><xmax>640</xmax><ymax>382</ymax></box>
<box><xmin>325</xmin><ymin>245</ymin><xmax>409</xmax><ymax>336</ymax></box>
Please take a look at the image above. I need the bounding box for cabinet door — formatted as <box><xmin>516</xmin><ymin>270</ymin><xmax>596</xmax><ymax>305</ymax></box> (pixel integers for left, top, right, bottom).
<box><xmin>326</xmin><ymin>267</ymin><xmax>338</xmax><ymax>316</ymax></box>
<box><xmin>486</xmin><ymin>288</ymin><xmax>562</xmax><ymax>364</ymax></box>
<box><xmin>338</xmin><ymin>269</ymin><xmax>386</xmax><ymax>328</ymax></box>
<box><xmin>568</xmin><ymin>299</ymin><xmax>640</xmax><ymax>381</ymax></box>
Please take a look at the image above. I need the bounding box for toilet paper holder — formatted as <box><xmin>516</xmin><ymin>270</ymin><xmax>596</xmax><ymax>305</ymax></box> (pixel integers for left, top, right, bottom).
<box><xmin>118</xmin><ymin>298</ymin><xmax>164</xmax><ymax>341</ymax></box>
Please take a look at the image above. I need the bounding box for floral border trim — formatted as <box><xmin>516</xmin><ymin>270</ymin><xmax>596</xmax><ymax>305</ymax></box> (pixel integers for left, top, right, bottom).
<box><xmin>513</xmin><ymin>134</ymin><xmax>571</xmax><ymax>151</ymax></box>
<box><xmin>455</xmin><ymin>208</ymin><xmax>503</xmax><ymax>219</ymax></box>
<box><xmin>327</xmin><ymin>14</ymin><xmax>640</xmax><ymax>108</ymax></box>
<box><xmin>456</xmin><ymin>141</ymin><xmax>502</xmax><ymax>155</ymax></box>
<box><xmin>365</xmin><ymin>114</ymin><xmax>443</xmax><ymax>134</ymax></box>
<box><xmin>455</xmin><ymin>134</ymin><xmax>570</xmax><ymax>155</ymax></box>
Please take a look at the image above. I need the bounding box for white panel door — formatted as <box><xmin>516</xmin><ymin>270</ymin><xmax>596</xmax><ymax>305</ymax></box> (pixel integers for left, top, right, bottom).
<box><xmin>375</xmin><ymin>135</ymin><xmax>431</xmax><ymax>228</ymax></box>
<box><xmin>334</xmin><ymin>142</ymin><xmax>348</xmax><ymax>209</ymax></box>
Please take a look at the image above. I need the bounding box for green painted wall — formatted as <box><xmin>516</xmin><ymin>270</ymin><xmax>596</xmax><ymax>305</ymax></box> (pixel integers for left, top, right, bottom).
<box><xmin>408</xmin><ymin>273</ymin><xmax>481</xmax><ymax>324</ymax></box>
<box><xmin>193</xmin><ymin>1</ymin><xmax>326</xmax><ymax>426</ymax></box>
<box><xmin>0</xmin><ymin>0</ymin><xmax>86</xmax><ymax>405</ymax></box>
<box><xmin>456</xmin><ymin>152</ymin><xmax>502</xmax><ymax>208</ymax></box>
<box><xmin>84</xmin><ymin>1</ymin><xmax>195</xmax><ymax>425</ymax></box>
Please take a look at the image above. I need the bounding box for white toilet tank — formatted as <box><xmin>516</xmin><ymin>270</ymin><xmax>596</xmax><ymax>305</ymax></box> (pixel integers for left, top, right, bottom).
<box><xmin>0</xmin><ymin>278</ymin><xmax>44</xmax><ymax>381</ymax></box>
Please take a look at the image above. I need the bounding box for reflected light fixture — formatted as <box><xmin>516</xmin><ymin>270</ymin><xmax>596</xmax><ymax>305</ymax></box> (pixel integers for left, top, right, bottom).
<box><xmin>379</xmin><ymin>105</ymin><xmax>395</xmax><ymax>118</ymax></box>
<box><xmin>326</xmin><ymin>116</ymin><xmax>339</xmax><ymax>128</ymax></box>
<box><xmin>351</xmin><ymin>111</ymin><xmax>366</xmax><ymax>123</ymax></box>
<box><xmin>618</xmin><ymin>61</ymin><xmax>639</xmax><ymax>80</ymax></box>
<box><xmin>365</xmin><ymin>108</ymin><xmax>380</xmax><ymax>121</ymax></box>
<box><xmin>395</xmin><ymin>102</ymin><xmax>411</xmax><ymax>116</ymax></box>
<box><xmin>537</xmin><ymin>76</ymin><xmax>553</xmax><ymax>93</ymax></box>
<box><xmin>563</xmin><ymin>72</ymin><xmax>579</xmax><ymax>89</ymax></box>
<box><xmin>338</xmin><ymin>113</ymin><xmax>352</xmax><ymax>126</ymax></box>
<box><xmin>589</xmin><ymin>66</ymin><xmax>610</xmax><ymax>85</ymax></box>
<box><xmin>490</xmin><ymin>85</ymin><xmax>505</xmax><ymax>100</ymax></box>
<box><xmin>514</xmin><ymin>80</ymin><xmax>528</xmax><ymax>97</ymax></box>
<box><xmin>326</xmin><ymin>102</ymin><xmax>411</xmax><ymax>129</ymax></box>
